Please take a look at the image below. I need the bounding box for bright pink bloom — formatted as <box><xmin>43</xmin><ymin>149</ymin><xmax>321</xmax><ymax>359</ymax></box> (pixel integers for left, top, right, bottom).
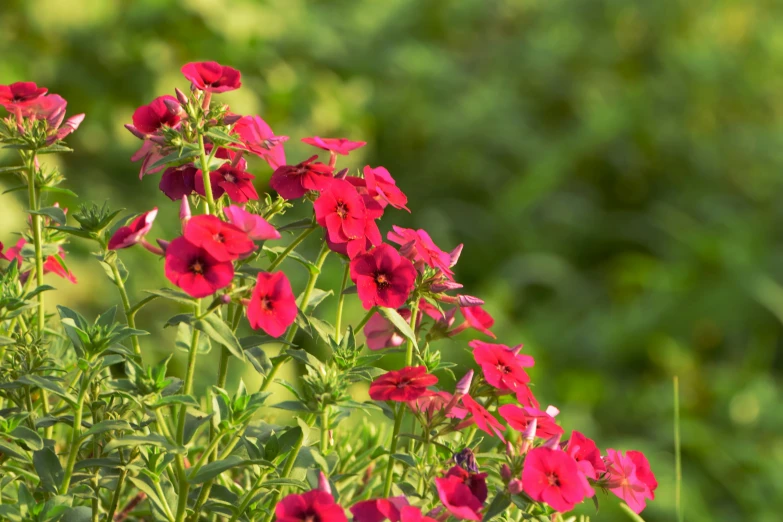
<box><xmin>159</xmin><ymin>164</ymin><xmax>198</xmax><ymax>200</ymax></box>
<box><xmin>108</xmin><ymin>208</ymin><xmax>158</xmax><ymax>250</ymax></box>
<box><xmin>460</xmin><ymin>306</ymin><xmax>495</xmax><ymax>338</ymax></box>
<box><xmin>407</xmin><ymin>390</ymin><xmax>467</xmax><ymax>420</ymax></box>
<box><xmin>0</xmin><ymin>82</ymin><xmax>47</xmax><ymax>109</ymax></box>
<box><xmin>603</xmin><ymin>449</ymin><xmax>656</xmax><ymax>514</ymax></box>
<box><xmin>47</xmin><ymin>112</ymin><xmax>84</xmax><ymax>144</ymax></box>
<box><xmin>181</xmin><ymin>61</ymin><xmax>241</xmax><ymax>93</ymax></box>
<box><xmin>314</xmin><ymin>179</ymin><xmax>367</xmax><ymax>243</ymax></box>
<box><xmin>498</xmin><ymin>404</ymin><xmax>563</xmax><ymax>439</ymax></box>
<box><xmin>233</xmin><ymin>115</ymin><xmax>287</xmax><ymax>170</ymax></box>
<box><xmin>460</xmin><ymin>394</ymin><xmax>505</xmax><ymax>440</ymax></box>
<box><xmin>566</xmin><ymin>431</ymin><xmax>605</xmax><ymax>480</ymax></box>
<box><xmin>184</xmin><ymin>215</ymin><xmax>255</xmax><ymax>262</ymax></box>
<box><xmin>132</xmin><ymin>95</ymin><xmax>182</xmax><ymax>134</ymax></box>
<box><xmin>224</xmin><ymin>205</ymin><xmax>280</xmax><ymax>241</ymax></box>
<box><xmin>302</xmin><ymin>136</ymin><xmax>366</xmax><ymax>155</ymax></box>
<box><xmin>270</xmin><ymin>155</ymin><xmax>333</xmax><ymax>200</ymax></box>
<box><xmin>435</xmin><ymin>466</ymin><xmax>486</xmax><ymax>521</ymax></box>
<box><xmin>445</xmin><ymin>466</ymin><xmax>488</xmax><ymax>505</ymax></box>
<box><xmin>522</xmin><ymin>447</ymin><xmax>590</xmax><ymax>512</ymax></box>
<box><xmin>1</xmin><ymin>239</ymin><xmax>76</xmax><ymax>283</ymax></box>
<box><xmin>196</xmin><ymin>164</ymin><xmax>259</xmax><ymax>203</ymax></box>
<box><xmin>247</xmin><ymin>272</ymin><xmax>297</xmax><ymax>338</ymax></box>
<box><xmin>164</xmin><ymin>237</ymin><xmax>234</xmax><ymax>298</ymax></box>
<box><xmin>387</xmin><ymin>226</ymin><xmax>454</xmax><ymax>280</ymax></box>
<box><xmin>363</xmin><ymin>309</ymin><xmax>410</xmax><ymax>350</ymax></box>
<box><xmin>324</xmin><ymin>218</ymin><xmax>382</xmax><ymax>259</ymax></box>
<box><xmin>369</xmin><ymin>366</ymin><xmax>437</xmax><ymax>402</ymax></box>
<box><xmin>471</xmin><ymin>340</ymin><xmax>533</xmax><ymax>392</ymax></box>
<box><xmin>275</xmin><ymin>490</ymin><xmax>346</xmax><ymax>522</ymax></box>
<box><xmin>350</xmin><ymin>244</ymin><xmax>417</xmax><ymax>310</ymax></box>
<box><xmin>350</xmin><ymin>497</ymin><xmax>409</xmax><ymax>522</ymax></box>
<box><xmin>398</xmin><ymin>507</ymin><xmax>437</xmax><ymax>522</ymax></box>
<box><xmin>363</xmin><ymin>166</ymin><xmax>409</xmax><ymax>211</ymax></box>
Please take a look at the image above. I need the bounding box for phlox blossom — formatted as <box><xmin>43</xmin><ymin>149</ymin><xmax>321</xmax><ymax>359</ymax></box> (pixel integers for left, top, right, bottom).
<box><xmin>181</xmin><ymin>61</ymin><xmax>241</xmax><ymax>93</ymax></box>
<box><xmin>369</xmin><ymin>366</ymin><xmax>437</xmax><ymax>402</ymax></box>
<box><xmin>275</xmin><ymin>489</ymin><xmax>346</xmax><ymax>522</ymax></box>
<box><xmin>246</xmin><ymin>271</ymin><xmax>298</xmax><ymax>338</ymax></box>
<box><xmin>184</xmin><ymin>214</ymin><xmax>255</xmax><ymax>262</ymax></box>
<box><xmin>108</xmin><ymin>208</ymin><xmax>158</xmax><ymax>250</ymax></box>
<box><xmin>349</xmin><ymin>244</ymin><xmax>417</xmax><ymax>310</ymax></box>
<box><xmin>522</xmin><ymin>447</ymin><xmax>590</xmax><ymax>512</ymax></box>
<box><xmin>302</xmin><ymin>136</ymin><xmax>366</xmax><ymax>155</ymax></box>
<box><xmin>164</xmin><ymin>237</ymin><xmax>234</xmax><ymax>298</ymax></box>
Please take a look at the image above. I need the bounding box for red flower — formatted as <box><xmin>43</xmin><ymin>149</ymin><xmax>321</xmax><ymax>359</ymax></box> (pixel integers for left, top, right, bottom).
<box><xmin>159</xmin><ymin>164</ymin><xmax>198</xmax><ymax>201</ymax></box>
<box><xmin>471</xmin><ymin>340</ymin><xmax>533</xmax><ymax>393</ymax></box>
<box><xmin>247</xmin><ymin>271</ymin><xmax>298</xmax><ymax>338</ymax></box>
<box><xmin>270</xmin><ymin>155</ymin><xmax>334</xmax><ymax>200</ymax></box>
<box><xmin>164</xmin><ymin>237</ymin><xmax>234</xmax><ymax>298</ymax></box>
<box><xmin>223</xmin><ymin>205</ymin><xmax>281</xmax><ymax>241</ymax></box>
<box><xmin>459</xmin><ymin>394</ymin><xmax>505</xmax><ymax>440</ymax></box>
<box><xmin>369</xmin><ymin>366</ymin><xmax>437</xmax><ymax>402</ymax></box>
<box><xmin>1</xmin><ymin>239</ymin><xmax>76</xmax><ymax>283</ymax></box>
<box><xmin>324</xmin><ymin>217</ymin><xmax>382</xmax><ymax>259</ymax></box>
<box><xmin>108</xmin><ymin>208</ymin><xmax>158</xmax><ymax>250</ymax></box>
<box><xmin>196</xmin><ymin>164</ymin><xmax>259</xmax><ymax>203</ymax></box>
<box><xmin>184</xmin><ymin>215</ymin><xmax>255</xmax><ymax>262</ymax></box>
<box><xmin>314</xmin><ymin>179</ymin><xmax>367</xmax><ymax>243</ymax></box>
<box><xmin>0</xmin><ymin>82</ymin><xmax>47</xmax><ymax>109</ymax></box>
<box><xmin>363</xmin><ymin>309</ymin><xmax>410</xmax><ymax>350</ymax></box>
<box><xmin>363</xmin><ymin>166</ymin><xmax>409</xmax><ymax>212</ymax></box>
<box><xmin>233</xmin><ymin>115</ymin><xmax>287</xmax><ymax>170</ymax></box>
<box><xmin>18</xmin><ymin>94</ymin><xmax>84</xmax><ymax>144</ymax></box>
<box><xmin>522</xmin><ymin>447</ymin><xmax>590</xmax><ymax>512</ymax></box>
<box><xmin>435</xmin><ymin>466</ymin><xmax>486</xmax><ymax>521</ymax></box>
<box><xmin>181</xmin><ymin>61</ymin><xmax>241</xmax><ymax>93</ymax></box>
<box><xmin>132</xmin><ymin>95</ymin><xmax>181</xmax><ymax>134</ymax></box>
<box><xmin>498</xmin><ymin>404</ymin><xmax>563</xmax><ymax>439</ymax></box>
<box><xmin>460</xmin><ymin>306</ymin><xmax>495</xmax><ymax>338</ymax></box>
<box><xmin>349</xmin><ymin>244</ymin><xmax>417</xmax><ymax>310</ymax></box>
<box><xmin>387</xmin><ymin>226</ymin><xmax>454</xmax><ymax>280</ymax></box>
<box><xmin>603</xmin><ymin>449</ymin><xmax>656</xmax><ymax>514</ymax></box>
<box><xmin>302</xmin><ymin>136</ymin><xmax>366</xmax><ymax>155</ymax></box>
<box><xmin>408</xmin><ymin>390</ymin><xmax>467</xmax><ymax>421</ymax></box>
<box><xmin>398</xmin><ymin>507</ymin><xmax>437</xmax><ymax>522</ymax></box>
<box><xmin>565</xmin><ymin>431</ymin><xmax>605</xmax><ymax>480</ymax></box>
<box><xmin>275</xmin><ymin>490</ymin><xmax>346</xmax><ymax>522</ymax></box>
<box><xmin>349</xmin><ymin>497</ymin><xmax>409</xmax><ymax>522</ymax></box>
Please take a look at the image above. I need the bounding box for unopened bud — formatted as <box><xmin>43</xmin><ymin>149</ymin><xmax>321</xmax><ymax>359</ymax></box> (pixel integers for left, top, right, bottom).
<box><xmin>156</xmin><ymin>238</ymin><xmax>170</xmax><ymax>253</ymax></box>
<box><xmin>458</xmin><ymin>295</ymin><xmax>484</xmax><ymax>308</ymax></box>
<box><xmin>430</xmin><ymin>280</ymin><xmax>463</xmax><ymax>293</ymax></box>
<box><xmin>455</xmin><ymin>370</ymin><xmax>473</xmax><ymax>396</ymax></box>
<box><xmin>505</xmin><ymin>441</ymin><xmax>515</xmax><ymax>458</ymax></box>
<box><xmin>163</xmin><ymin>97</ymin><xmax>184</xmax><ymax>116</ymax></box>
<box><xmin>317</xmin><ymin>471</ymin><xmax>331</xmax><ymax>494</ymax></box>
<box><xmin>220</xmin><ymin>294</ymin><xmax>232</xmax><ymax>305</ymax></box>
<box><xmin>522</xmin><ymin>418</ymin><xmax>537</xmax><ymax>442</ymax></box>
<box><xmin>175</xmin><ymin>87</ymin><xmax>189</xmax><ymax>106</ymax></box>
<box><xmin>149</xmin><ymin>135</ymin><xmax>167</xmax><ymax>146</ymax></box>
<box><xmin>500</xmin><ymin>463</ymin><xmax>512</xmax><ymax>482</ymax></box>
<box><xmin>508</xmin><ymin>478</ymin><xmax>523</xmax><ymax>495</ymax></box>
<box><xmin>542</xmin><ymin>434</ymin><xmax>561</xmax><ymax>450</ymax></box>
<box><xmin>334</xmin><ymin>168</ymin><xmax>349</xmax><ymax>180</ymax></box>
<box><xmin>511</xmin><ymin>344</ymin><xmax>524</xmax><ymax>355</ymax></box>
<box><xmin>179</xmin><ymin>197</ymin><xmax>191</xmax><ymax>225</ymax></box>
<box><xmin>449</xmin><ymin>244</ymin><xmax>463</xmax><ymax>267</ymax></box>
<box><xmin>124</xmin><ymin>124</ymin><xmax>147</xmax><ymax>140</ymax></box>
<box><xmin>223</xmin><ymin>112</ymin><xmax>242</xmax><ymax>125</ymax></box>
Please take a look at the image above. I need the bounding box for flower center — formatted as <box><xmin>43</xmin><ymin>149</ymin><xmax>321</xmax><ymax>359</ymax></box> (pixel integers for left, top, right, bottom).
<box><xmin>547</xmin><ymin>472</ymin><xmax>560</xmax><ymax>487</ymax></box>
<box><xmin>374</xmin><ymin>272</ymin><xmax>390</xmax><ymax>289</ymax></box>
<box><xmin>191</xmin><ymin>260</ymin><xmax>205</xmax><ymax>275</ymax></box>
<box><xmin>224</xmin><ymin>173</ymin><xmax>236</xmax><ymax>183</ymax></box>
<box><xmin>260</xmin><ymin>296</ymin><xmax>273</xmax><ymax>312</ymax></box>
<box><xmin>336</xmin><ymin>201</ymin><xmax>348</xmax><ymax>219</ymax></box>
<box><xmin>213</xmin><ymin>232</ymin><xmax>225</xmax><ymax>243</ymax></box>
<box><xmin>497</xmin><ymin>364</ymin><xmax>510</xmax><ymax>374</ymax></box>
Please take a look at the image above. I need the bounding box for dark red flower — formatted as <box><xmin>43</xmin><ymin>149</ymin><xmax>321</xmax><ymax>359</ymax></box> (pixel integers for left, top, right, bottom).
<box><xmin>349</xmin><ymin>497</ymin><xmax>409</xmax><ymax>522</ymax></box>
<box><xmin>233</xmin><ymin>115</ymin><xmax>287</xmax><ymax>170</ymax></box>
<box><xmin>324</xmin><ymin>217</ymin><xmax>382</xmax><ymax>259</ymax></box>
<box><xmin>275</xmin><ymin>489</ymin><xmax>347</xmax><ymax>522</ymax></box>
<box><xmin>181</xmin><ymin>61</ymin><xmax>241</xmax><ymax>93</ymax></box>
<box><xmin>445</xmin><ymin>466</ymin><xmax>488</xmax><ymax>504</ymax></box>
<box><xmin>565</xmin><ymin>431</ymin><xmax>605</xmax><ymax>480</ymax></box>
<box><xmin>522</xmin><ymin>447</ymin><xmax>590</xmax><ymax>512</ymax></box>
<box><xmin>498</xmin><ymin>404</ymin><xmax>563</xmax><ymax>439</ymax></box>
<box><xmin>108</xmin><ymin>208</ymin><xmax>158</xmax><ymax>250</ymax></box>
<box><xmin>0</xmin><ymin>82</ymin><xmax>47</xmax><ymax>109</ymax></box>
<box><xmin>364</xmin><ymin>166</ymin><xmax>409</xmax><ymax>211</ymax></box>
<box><xmin>435</xmin><ymin>466</ymin><xmax>486</xmax><ymax>521</ymax></box>
<box><xmin>196</xmin><ymin>164</ymin><xmax>259</xmax><ymax>203</ymax></box>
<box><xmin>223</xmin><ymin>205</ymin><xmax>280</xmax><ymax>241</ymax></box>
<box><xmin>247</xmin><ymin>271</ymin><xmax>297</xmax><ymax>338</ymax></box>
<box><xmin>164</xmin><ymin>237</ymin><xmax>234</xmax><ymax>298</ymax></box>
<box><xmin>387</xmin><ymin>226</ymin><xmax>455</xmax><ymax>280</ymax></box>
<box><xmin>184</xmin><ymin>214</ymin><xmax>255</xmax><ymax>262</ymax></box>
<box><xmin>270</xmin><ymin>155</ymin><xmax>334</xmax><ymax>200</ymax></box>
<box><xmin>159</xmin><ymin>164</ymin><xmax>198</xmax><ymax>201</ymax></box>
<box><xmin>349</xmin><ymin>244</ymin><xmax>417</xmax><ymax>310</ymax></box>
<box><xmin>470</xmin><ymin>340</ymin><xmax>533</xmax><ymax>393</ymax></box>
<box><xmin>369</xmin><ymin>366</ymin><xmax>437</xmax><ymax>402</ymax></box>
<box><xmin>132</xmin><ymin>95</ymin><xmax>181</xmax><ymax>134</ymax></box>
<box><xmin>301</xmin><ymin>136</ymin><xmax>366</xmax><ymax>155</ymax></box>
<box><xmin>459</xmin><ymin>394</ymin><xmax>505</xmax><ymax>440</ymax></box>
<box><xmin>314</xmin><ymin>179</ymin><xmax>367</xmax><ymax>243</ymax></box>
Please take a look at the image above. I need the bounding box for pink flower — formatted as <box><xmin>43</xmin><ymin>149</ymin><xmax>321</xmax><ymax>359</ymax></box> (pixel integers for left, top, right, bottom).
<box><xmin>108</xmin><ymin>208</ymin><xmax>158</xmax><ymax>250</ymax></box>
<box><xmin>349</xmin><ymin>244</ymin><xmax>417</xmax><ymax>310</ymax></box>
<box><xmin>603</xmin><ymin>449</ymin><xmax>656</xmax><ymax>514</ymax></box>
<box><xmin>350</xmin><ymin>497</ymin><xmax>409</xmax><ymax>522</ymax></box>
<box><xmin>233</xmin><ymin>115</ymin><xmax>287</xmax><ymax>170</ymax></box>
<box><xmin>223</xmin><ymin>205</ymin><xmax>280</xmax><ymax>241</ymax></box>
<box><xmin>132</xmin><ymin>95</ymin><xmax>182</xmax><ymax>134</ymax></box>
<box><xmin>398</xmin><ymin>507</ymin><xmax>437</xmax><ymax>522</ymax></box>
<box><xmin>369</xmin><ymin>366</ymin><xmax>437</xmax><ymax>402</ymax></box>
<box><xmin>270</xmin><ymin>155</ymin><xmax>334</xmax><ymax>200</ymax></box>
<box><xmin>181</xmin><ymin>61</ymin><xmax>241</xmax><ymax>93</ymax></box>
<box><xmin>247</xmin><ymin>272</ymin><xmax>297</xmax><ymax>338</ymax></box>
<box><xmin>164</xmin><ymin>237</ymin><xmax>234</xmax><ymax>298</ymax></box>
<box><xmin>1</xmin><ymin>239</ymin><xmax>76</xmax><ymax>283</ymax></box>
<box><xmin>387</xmin><ymin>226</ymin><xmax>454</xmax><ymax>280</ymax></box>
<box><xmin>159</xmin><ymin>164</ymin><xmax>198</xmax><ymax>201</ymax></box>
<box><xmin>459</xmin><ymin>306</ymin><xmax>495</xmax><ymax>338</ymax></box>
<box><xmin>17</xmin><ymin>94</ymin><xmax>84</xmax><ymax>144</ymax></box>
<box><xmin>196</xmin><ymin>164</ymin><xmax>259</xmax><ymax>203</ymax></box>
<box><xmin>522</xmin><ymin>447</ymin><xmax>589</xmax><ymax>512</ymax></box>
<box><xmin>435</xmin><ymin>466</ymin><xmax>486</xmax><ymax>521</ymax></box>
<box><xmin>407</xmin><ymin>390</ymin><xmax>467</xmax><ymax>421</ymax></box>
<box><xmin>184</xmin><ymin>215</ymin><xmax>255</xmax><ymax>262</ymax></box>
<box><xmin>498</xmin><ymin>404</ymin><xmax>563</xmax><ymax>439</ymax></box>
<box><xmin>565</xmin><ymin>431</ymin><xmax>605</xmax><ymax>480</ymax></box>
<box><xmin>0</xmin><ymin>82</ymin><xmax>47</xmax><ymax>110</ymax></box>
<box><xmin>302</xmin><ymin>136</ymin><xmax>366</xmax><ymax>155</ymax></box>
<box><xmin>275</xmin><ymin>490</ymin><xmax>347</xmax><ymax>522</ymax></box>
<box><xmin>314</xmin><ymin>179</ymin><xmax>367</xmax><ymax>243</ymax></box>
<box><xmin>460</xmin><ymin>394</ymin><xmax>505</xmax><ymax>440</ymax></box>
<box><xmin>471</xmin><ymin>340</ymin><xmax>533</xmax><ymax>393</ymax></box>
<box><xmin>363</xmin><ymin>309</ymin><xmax>410</xmax><ymax>350</ymax></box>
<box><xmin>324</xmin><ymin>217</ymin><xmax>382</xmax><ymax>259</ymax></box>
<box><xmin>363</xmin><ymin>166</ymin><xmax>409</xmax><ymax>211</ymax></box>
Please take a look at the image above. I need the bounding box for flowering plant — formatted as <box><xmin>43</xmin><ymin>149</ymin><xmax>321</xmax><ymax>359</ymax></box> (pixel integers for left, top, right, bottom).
<box><xmin>0</xmin><ymin>64</ymin><xmax>657</xmax><ymax>522</ymax></box>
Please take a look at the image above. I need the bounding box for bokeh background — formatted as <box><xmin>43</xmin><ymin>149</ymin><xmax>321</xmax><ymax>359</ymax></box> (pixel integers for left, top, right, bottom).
<box><xmin>2</xmin><ymin>0</ymin><xmax>783</xmax><ymax>520</ymax></box>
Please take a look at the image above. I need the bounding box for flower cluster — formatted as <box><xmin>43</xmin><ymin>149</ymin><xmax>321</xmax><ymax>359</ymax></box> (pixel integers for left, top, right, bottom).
<box><xmin>0</xmin><ymin>63</ymin><xmax>656</xmax><ymax>522</ymax></box>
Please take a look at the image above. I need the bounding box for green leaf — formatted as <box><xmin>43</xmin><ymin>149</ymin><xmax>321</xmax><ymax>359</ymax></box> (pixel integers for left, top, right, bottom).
<box><xmin>391</xmin><ymin>453</ymin><xmax>416</xmax><ymax>468</ymax></box>
<box><xmin>302</xmin><ymin>288</ymin><xmax>333</xmax><ymax>313</ymax></box>
<box><xmin>81</xmin><ymin>420</ymin><xmax>133</xmax><ymax>440</ymax></box>
<box><xmin>262</xmin><ymin>478</ymin><xmax>310</xmax><ymax>490</ymax></box>
<box><xmin>175</xmin><ymin>323</ymin><xmax>211</xmax><ymax>354</ymax></box>
<box><xmin>33</xmin><ymin>447</ymin><xmax>63</xmax><ymax>494</ymax></box>
<box><xmin>148</xmin><ymin>147</ymin><xmax>200</xmax><ymax>170</ymax></box>
<box><xmin>482</xmin><ymin>491</ymin><xmax>511</xmax><ymax>521</ymax></box>
<box><xmin>194</xmin><ymin>313</ymin><xmax>245</xmax><ymax>361</ymax></box>
<box><xmin>204</xmin><ymin>128</ymin><xmax>241</xmax><ymax>145</ymax></box>
<box><xmin>307</xmin><ymin>316</ymin><xmax>335</xmax><ymax>345</ymax></box>
<box><xmin>39</xmin><ymin>143</ymin><xmax>74</xmax><ymax>155</ymax></box>
<box><xmin>378</xmin><ymin>307</ymin><xmax>418</xmax><ymax>350</ymax></box>
<box><xmin>60</xmin><ymin>507</ymin><xmax>92</xmax><ymax>522</ymax></box>
<box><xmin>0</xmin><ymin>165</ymin><xmax>25</xmax><ymax>175</ymax></box>
<box><xmin>151</xmin><ymin>394</ymin><xmax>200</xmax><ymax>409</ymax></box>
<box><xmin>144</xmin><ymin>288</ymin><xmax>197</xmax><ymax>306</ymax></box>
<box><xmin>29</xmin><ymin>206</ymin><xmax>67</xmax><ymax>225</ymax></box>
<box><xmin>41</xmin><ymin>186</ymin><xmax>79</xmax><ymax>198</ymax></box>
<box><xmin>0</xmin><ymin>335</ymin><xmax>15</xmax><ymax>346</ymax></box>
<box><xmin>277</xmin><ymin>219</ymin><xmax>313</xmax><ymax>232</ymax></box>
<box><xmin>127</xmin><ymin>476</ymin><xmax>174</xmax><ymax>521</ymax></box>
<box><xmin>103</xmin><ymin>434</ymin><xmax>185</xmax><ymax>455</ymax></box>
<box><xmin>11</xmin><ymin>426</ymin><xmax>43</xmax><ymax>451</ymax></box>
<box><xmin>188</xmin><ymin>455</ymin><xmax>246</xmax><ymax>484</ymax></box>
<box><xmin>0</xmin><ymin>439</ymin><xmax>29</xmax><ymax>461</ymax></box>
<box><xmin>17</xmin><ymin>374</ymin><xmax>76</xmax><ymax>408</ymax></box>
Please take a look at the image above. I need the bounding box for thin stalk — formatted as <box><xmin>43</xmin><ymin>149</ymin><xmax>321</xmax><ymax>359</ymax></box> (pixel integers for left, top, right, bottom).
<box><xmin>354</xmin><ymin>306</ymin><xmax>376</xmax><ymax>333</ymax></box>
<box><xmin>197</xmin><ymin>133</ymin><xmax>217</xmax><ymax>215</ymax></box>
<box><xmin>405</xmin><ymin>300</ymin><xmax>419</xmax><ymax>366</ymax></box>
<box><xmin>154</xmin><ymin>479</ymin><xmax>177</xmax><ymax>522</ymax></box>
<box><xmin>262</xmin><ymin>430</ymin><xmax>304</xmax><ymax>522</ymax></box>
<box><xmin>267</xmin><ymin>225</ymin><xmax>317</xmax><ymax>272</ymax></box>
<box><xmin>674</xmin><ymin>376</ymin><xmax>683</xmax><ymax>522</ymax></box>
<box><xmin>382</xmin><ymin>403</ymin><xmax>405</xmax><ymax>496</ymax></box>
<box><xmin>106</xmin><ymin>467</ymin><xmax>128</xmax><ymax>522</ymax></box>
<box><xmin>189</xmin><ymin>432</ymin><xmax>227</xmax><ymax>477</ymax></box>
<box><xmin>25</xmin><ymin>152</ymin><xmax>44</xmax><ymax>335</ymax></box>
<box><xmin>111</xmin><ymin>259</ymin><xmax>142</xmax><ymax>359</ymax></box>
<box><xmin>321</xmin><ymin>406</ymin><xmax>330</xmax><ymax>454</ymax></box>
<box><xmin>334</xmin><ymin>263</ymin><xmax>350</xmax><ymax>344</ymax></box>
<box><xmin>60</xmin><ymin>390</ymin><xmax>85</xmax><ymax>492</ymax></box>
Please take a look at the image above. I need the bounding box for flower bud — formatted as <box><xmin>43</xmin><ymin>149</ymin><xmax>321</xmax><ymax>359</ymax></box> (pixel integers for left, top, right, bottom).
<box><xmin>149</xmin><ymin>135</ymin><xmax>167</xmax><ymax>146</ymax></box>
<box><xmin>124</xmin><ymin>123</ymin><xmax>147</xmax><ymax>140</ymax></box>
<box><xmin>163</xmin><ymin>97</ymin><xmax>184</xmax><ymax>117</ymax></box>
<box><xmin>430</xmin><ymin>280</ymin><xmax>463</xmax><ymax>293</ymax></box>
<box><xmin>179</xmin><ymin>197</ymin><xmax>191</xmax><ymax>226</ymax></box>
<box><xmin>500</xmin><ymin>463</ymin><xmax>512</xmax><ymax>483</ymax></box>
<box><xmin>458</xmin><ymin>295</ymin><xmax>485</xmax><ymax>308</ymax></box>
<box><xmin>175</xmin><ymin>87</ymin><xmax>189</xmax><ymax>106</ymax></box>
<box><xmin>542</xmin><ymin>433</ymin><xmax>561</xmax><ymax>450</ymax></box>
<box><xmin>220</xmin><ymin>294</ymin><xmax>232</xmax><ymax>305</ymax></box>
<box><xmin>511</xmin><ymin>344</ymin><xmax>525</xmax><ymax>355</ymax></box>
<box><xmin>156</xmin><ymin>238</ymin><xmax>170</xmax><ymax>253</ymax></box>
<box><xmin>454</xmin><ymin>370</ymin><xmax>473</xmax><ymax>396</ymax></box>
<box><xmin>334</xmin><ymin>168</ymin><xmax>349</xmax><ymax>180</ymax></box>
<box><xmin>449</xmin><ymin>244</ymin><xmax>463</xmax><ymax>267</ymax></box>
<box><xmin>317</xmin><ymin>471</ymin><xmax>331</xmax><ymax>494</ymax></box>
<box><xmin>223</xmin><ymin>112</ymin><xmax>242</xmax><ymax>125</ymax></box>
<box><xmin>505</xmin><ymin>441</ymin><xmax>515</xmax><ymax>458</ymax></box>
<box><xmin>508</xmin><ymin>478</ymin><xmax>523</xmax><ymax>495</ymax></box>
<box><xmin>520</xmin><ymin>418</ymin><xmax>537</xmax><ymax>455</ymax></box>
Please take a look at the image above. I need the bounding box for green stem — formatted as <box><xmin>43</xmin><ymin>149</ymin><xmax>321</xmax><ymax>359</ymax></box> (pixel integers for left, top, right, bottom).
<box><xmin>405</xmin><ymin>300</ymin><xmax>419</xmax><ymax>366</ymax></box>
<box><xmin>334</xmin><ymin>263</ymin><xmax>350</xmax><ymax>344</ymax></box>
<box><xmin>674</xmin><ymin>376</ymin><xmax>683</xmax><ymax>522</ymax></box>
<box><xmin>321</xmin><ymin>406</ymin><xmax>330</xmax><ymax>454</ymax></box>
<box><xmin>382</xmin><ymin>403</ymin><xmax>404</xmax><ymax>497</ymax></box>
<box><xmin>25</xmin><ymin>152</ymin><xmax>44</xmax><ymax>336</ymax></box>
<box><xmin>60</xmin><ymin>391</ymin><xmax>85</xmax><ymax>492</ymax></box>
<box><xmin>189</xmin><ymin>432</ymin><xmax>227</xmax><ymax>478</ymax></box>
<box><xmin>267</xmin><ymin>225</ymin><xmax>317</xmax><ymax>272</ymax></box>
<box><xmin>106</xmin><ymin>468</ymin><xmax>128</xmax><ymax>522</ymax></box>
<box><xmin>355</xmin><ymin>306</ymin><xmax>377</xmax><ymax>334</ymax></box>
<box><xmin>111</xmin><ymin>259</ymin><xmax>142</xmax><ymax>359</ymax></box>
<box><xmin>155</xmin><ymin>479</ymin><xmax>176</xmax><ymax>522</ymax></box>
<box><xmin>197</xmin><ymin>133</ymin><xmax>217</xmax><ymax>215</ymax></box>
<box><xmin>262</xmin><ymin>431</ymin><xmax>304</xmax><ymax>522</ymax></box>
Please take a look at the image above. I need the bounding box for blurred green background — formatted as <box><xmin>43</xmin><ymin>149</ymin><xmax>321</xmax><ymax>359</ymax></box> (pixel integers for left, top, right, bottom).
<box><xmin>2</xmin><ymin>0</ymin><xmax>783</xmax><ymax>520</ymax></box>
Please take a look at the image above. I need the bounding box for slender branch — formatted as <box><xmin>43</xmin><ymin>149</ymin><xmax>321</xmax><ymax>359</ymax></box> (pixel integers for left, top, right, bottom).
<box><xmin>382</xmin><ymin>403</ymin><xmax>404</xmax><ymax>496</ymax></box>
<box><xmin>60</xmin><ymin>388</ymin><xmax>86</xmax><ymax>492</ymax></box>
<box><xmin>261</xmin><ymin>430</ymin><xmax>304</xmax><ymax>522</ymax></box>
<box><xmin>334</xmin><ymin>262</ymin><xmax>350</xmax><ymax>344</ymax></box>
<box><xmin>110</xmin><ymin>258</ymin><xmax>142</xmax><ymax>359</ymax></box>
<box><xmin>25</xmin><ymin>151</ymin><xmax>44</xmax><ymax>335</ymax></box>
<box><xmin>267</xmin><ymin>225</ymin><xmax>317</xmax><ymax>272</ymax></box>
<box><xmin>197</xmin><ymin>133</ymin><xmax>217</xmax><ymax>215</ymax></box>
